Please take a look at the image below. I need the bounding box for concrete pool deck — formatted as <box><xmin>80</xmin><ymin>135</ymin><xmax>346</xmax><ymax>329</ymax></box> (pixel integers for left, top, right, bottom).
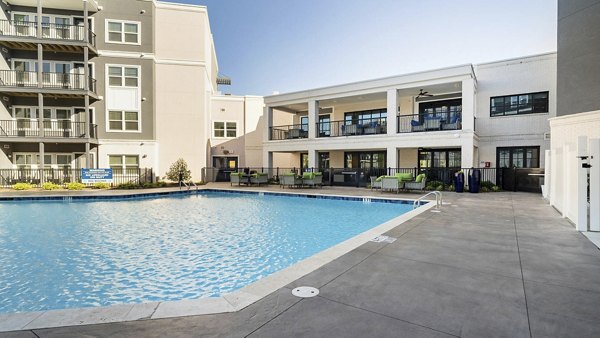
<box><xmin>2</xmin><ymin>184</ymin><xmax>600</xmax><ymax>337</ymax></box>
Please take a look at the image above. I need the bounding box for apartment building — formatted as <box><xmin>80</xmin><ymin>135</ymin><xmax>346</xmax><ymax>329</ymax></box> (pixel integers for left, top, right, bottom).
<box><xmin>0</xmin><ymin>0</ymin><xmax>262</xmax><ymax>183</ymax></box>
<box><xmin>262</xmin><ymin>53</ymin><xmax>555</xmax><ymax>186</ymax></box>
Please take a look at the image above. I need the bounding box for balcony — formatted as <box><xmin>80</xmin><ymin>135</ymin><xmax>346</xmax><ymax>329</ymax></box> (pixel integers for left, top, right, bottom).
<box><xmin>318</xmin><ymin>117</ymin><xmax>387</xmax><ymax>137</ymax></box>
<box><xmin>0</xmin><ymin>20</ymin><xmax>96</xmax><ymax>53</ymax></box>
<box><xmin>0</xmin><ymin>119</ymin><xmax>98</xmax><ymax>140</ymax></box>
<box><xmin>0</xmin><ymin>70</ymin><xmax>97</xmax><ymax>97</ymax></box>
<box><xmin>270</xmin><ymin>124</ymin><xmax>308</xmax><ymax>141</ymax></box>
<box><xmin>397</xmin><ymin>112</ymin><xmax>462</xmax><ymax>133</ymax></box>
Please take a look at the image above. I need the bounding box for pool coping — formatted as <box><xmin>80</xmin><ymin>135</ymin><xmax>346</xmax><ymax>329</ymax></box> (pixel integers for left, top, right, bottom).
<box><xmin>0</xmin><ymin>187</ymin><xmax>436</xmax><ymax>332</ymax></box>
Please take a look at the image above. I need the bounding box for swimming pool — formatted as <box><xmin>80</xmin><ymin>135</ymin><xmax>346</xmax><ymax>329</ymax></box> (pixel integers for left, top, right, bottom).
<box><xmin>0</xmin><ymin>190</ymin><xmax>415</xmax><ymax>314</ymax></box>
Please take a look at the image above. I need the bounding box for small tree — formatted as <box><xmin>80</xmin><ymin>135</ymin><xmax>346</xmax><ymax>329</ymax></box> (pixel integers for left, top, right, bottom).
<box><xmin>166</xmin><ymin>158</ymin><xmax>192</xmax><ymax>182</ymax></box>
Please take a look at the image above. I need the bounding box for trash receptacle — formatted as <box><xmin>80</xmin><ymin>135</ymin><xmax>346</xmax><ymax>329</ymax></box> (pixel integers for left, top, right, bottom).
<box><xmin>455</xmin><ymin>171</ymin><xmax>465</xmax><ymax>193</ymax></box>
<box><xmin>468</xmin><ymin>168</ymin><xmax>481</xmax><ymax>193</ymax></box>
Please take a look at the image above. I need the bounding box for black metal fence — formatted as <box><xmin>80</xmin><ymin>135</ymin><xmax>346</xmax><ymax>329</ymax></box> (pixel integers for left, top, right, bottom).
<box><xmin>0</xmin><ymin>19</ymin><xmax>96</xmax><ymax>46</ymax></box>
<box><xmin>269</xmin><ymin>124</ymin><xmax>308</xmax><ymax>140</ymax></box>
<box><xmin>0</xmin><ymin>120</ymin><xmax>97</xmax><ymax>139</ymax></box>
<box><xmin>203</xmin><ymin>167</ymin><xmax>502</xmax><ymax>188</ymax></box>
<box><xmin>0</xmin><ymin>168</ymin><xmax>153</xmax><ymax>188</ymax></box>
<box><xmin>397</xmin><ymin>112</ymin><xmax>462</xmax><ymax>133</ymax></box>
<box><xmin>321</xmin><ymin>117</ymin><xmax>387</xmax><ymax>137</ymax></box>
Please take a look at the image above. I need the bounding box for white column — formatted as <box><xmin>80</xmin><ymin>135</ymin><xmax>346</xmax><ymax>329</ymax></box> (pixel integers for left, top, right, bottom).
<box><xmin>461</xmin><ymin>78</ymin><xmax>476</xmax><ymax>132</ymax></box>
<box><xmin>307</xmin><ymin>147</ymin><xmax>318</xmax><ymax>170</ymax></box>
<box><xmin>264</xmin><ymin>107</ymin><xmax>273</xmax><ymax>142</ymax></box>
<box><xmin>576</xmin><ymin>136</ymin><xmax>588</xmax><ymax>231</ymax></box>
<box><xmin>387</xmin><ymin>89</ymin><xmax>398</xmax><ymax>135</ymax></box>
<box><xmin>263</xmin><ymin>151</ymin><xmax>273</xmax><ymax>170</ymax></box>
<box><xmin>308</xmin><ymin>100</ymin><xmax>318</xmax><ymax>139</ymax></box>
<box><xmin>386</xmin><ymin>146</ymin><xmax>398</xmax><ymax>169</ymax></box>
<box><xmin>590</xmin><ymin>138</ymin><xmax>600</xmax><ymax>231</ymax></box>
<box><xmin>543</xmin><ymin>149</ymin><xmax>551</xmax><ymax>200</ymax></box>
<box><xmin>461</xmin><ymin>140</ymin><xmax>475</xmax><ymax>168</ymax></box>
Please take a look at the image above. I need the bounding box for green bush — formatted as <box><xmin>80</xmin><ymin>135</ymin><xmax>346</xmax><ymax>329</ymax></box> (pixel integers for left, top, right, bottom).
<box><xmin>165</xmin><ymin>158</ymin><xmax>191</xmax><ymax>182</ymax></box>
<box><xmin>446</xmin><ymin>184</ymin><xmax>455</xmax><ymax>191</ymax></box>
<box><xmin>66</xmin><ymin>182</ymin><xmax>86</xmax><ymax>190</ymax></box>
<box><xmin>115</xmin><ymin>183</ymin><xmax>141</xmax><ymax>190</ymax></box>
<box><xmin>42</xmin><ymin>182</ymin><xmax>61</xmax><ymax>190</ymax></box>
<box><xmin>480</xmin><ymin>180</ymin><xmax>495</xmax><ymax>190</ymax></box>
<box><xmin>481</xmin><ymin>186</ymin><xmax>490</xmax><ymax>193</ymax></box>
<box><xmin>92</xmin><ymin>182</ymin><xmax>111</xmax><ymax>189</ymax></box>
<box><xmin>12</xmin><ymin>182</ymin><xmax>33</xmax><ymax>190</ymax></box>
<box><xmin>425</xmin><ymin>180</ymin><xmax>444</xmax><ymax>191</ymax></box>
<box><xmin>491</xmin><ymin>185</ymin><xmax>501</xmax><ymax>192</ymax></box>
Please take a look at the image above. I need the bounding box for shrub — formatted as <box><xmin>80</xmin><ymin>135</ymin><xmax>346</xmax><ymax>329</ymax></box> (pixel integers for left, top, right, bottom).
<box><xmin>165</xmin><ymin>158</ymin><xmax>191</xmax><ymax>182</ymax></box>
<box><xmin>491</xmin><ymin>185</ymin><xmax>501</xmax><ymax>192</ymax></box>
<box><xmin>480</xmin><ymin>180</ymin><xmax>495</xmax><ymax>190</ymax></box>
<box><xmin>425</xmin><ymin>180</ymin><xmax>444</xmax><ymax>191</ymax></box>
<box><xmin>66</xmin><ymin>182</ymin><xmax>86</xmax><ymax>190</ymax></box>
<box><xmin>12</xmin><ymin>182</ymin><xmax>33</xmax><ymax>190</ymax></box>
<box><xmin>42</xmin><ymin>182</ymin><xmax>61</xmax><ymax>190</ymax></box>
<box><xmin>92</xmin><ymin>182</ymin><xmax>111</xmax><ymax>189</ymax></box>
<box><xmin>115</xmin><ymin>183</ymin><xmax>141</xmax><ymax>190</ymax></box>
<box><xmin>481</xmin><ymin>186</ymin><xmax>490</xmax><ymax>193</ymax></box>
<box><xmin>446</xmin><ymin>184</ymin><xmax>455</xmax><ymax>192</ymax></box>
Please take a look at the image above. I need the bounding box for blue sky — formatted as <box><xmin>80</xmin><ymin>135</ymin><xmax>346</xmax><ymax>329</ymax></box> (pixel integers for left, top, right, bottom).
<box><xmin>165</xmin><ymin>0</ymin><xmax>557</xmax><ymax>96</ymax></box>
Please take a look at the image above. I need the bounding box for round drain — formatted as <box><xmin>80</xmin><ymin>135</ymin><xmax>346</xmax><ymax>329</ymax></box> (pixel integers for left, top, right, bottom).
<box><xmin>292</xmin><ymin>286</ymin><xmax>319</xmax><ymax>298</ymax></box>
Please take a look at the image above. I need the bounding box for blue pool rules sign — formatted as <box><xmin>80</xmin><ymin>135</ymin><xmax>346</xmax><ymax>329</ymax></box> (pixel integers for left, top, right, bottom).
<box><xmin>81</xmin><ymin>168</ymin><xmax>113</xmax><ymax>183</ymax></box>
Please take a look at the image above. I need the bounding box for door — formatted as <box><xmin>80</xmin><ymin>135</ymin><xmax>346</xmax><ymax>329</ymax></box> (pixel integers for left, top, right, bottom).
<box><xmin>14</xmin><ymin>60</ymin><xmax>33</xmax><ymax>85</ymax></box>
<box><xmin>212</xmin><ymin>156</ymin><xmax>238</xmax><ymax>182</ymax></box>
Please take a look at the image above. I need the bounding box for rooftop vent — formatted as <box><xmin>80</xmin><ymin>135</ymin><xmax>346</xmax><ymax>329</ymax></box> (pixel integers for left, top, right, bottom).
<box><xmin>217</xmin><ymin>74</ymin><xmax>231</xmax><ymax>86</ymax></box>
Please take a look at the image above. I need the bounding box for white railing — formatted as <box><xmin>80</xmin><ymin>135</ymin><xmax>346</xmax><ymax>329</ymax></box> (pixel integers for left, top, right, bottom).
<box><xmin>413</xmin><ymin>191</ymin><xmax>443</xmax><ymax>209</ymax></box>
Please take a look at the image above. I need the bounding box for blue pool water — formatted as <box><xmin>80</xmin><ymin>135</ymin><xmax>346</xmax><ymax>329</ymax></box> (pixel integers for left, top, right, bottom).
<box><xmin>0</xmin><ymin>191</ymin><xmax>413</xmax><ymax>314</ymax></box>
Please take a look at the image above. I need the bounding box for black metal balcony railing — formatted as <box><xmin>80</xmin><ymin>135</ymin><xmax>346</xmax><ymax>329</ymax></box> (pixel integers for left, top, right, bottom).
<box><xmin>0</xmin><ymin>119</ymin><xmax>97</xmax><ymax>139</ymax></box>
<box><xmin>270</xmin><ymin>124</ymin><xmax>308</xmax><ymax>140</ymax></box>
<box><xmin>0</xmin><ymin>20</ymin><xmax>96</xmax><ymax>46</ymax></box>
<box><xmin>397</xmin><ymin>112</ymin><xmax>462</xmax><ymax>133</ymax></box>
<box><xmin>0</xmin><ymin>70</ymin><xmax>96</xmax><ymax>93</ymax></box>
<box><xmin>320</xmin><ymin>117</ymin><xmax>387</xmax><ymax>137</ymax></box>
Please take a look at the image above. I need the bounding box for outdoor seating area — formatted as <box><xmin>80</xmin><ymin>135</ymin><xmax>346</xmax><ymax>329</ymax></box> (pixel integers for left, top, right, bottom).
<box><xmin>229</xmin><ymin>172</ymin><xmax>269</xmax><ymax>186</ymax></box>
<box><xmin>371</xmin><ymin>172</ymin><xmax>427</xmax><ymax>193</ymax></box>
<box><xmin>280</xmin><ymin>172</ymin><xmax>323</xmax><ymax>188</ymax></box>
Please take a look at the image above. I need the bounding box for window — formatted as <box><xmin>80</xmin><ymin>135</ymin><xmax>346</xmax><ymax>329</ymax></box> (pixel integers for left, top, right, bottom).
<box><xmin>419</xmin><ymin>99</ymin><xmax>462</xmax><ymax>122</ymax></box>
<box><xmin>108</xmin><ymin>111</ymin><xmax>140</xmax><ymax>131</ymax></box>
<box><xmin>490</xmin><ymin>92</ymin><xmax>549</xmax><ymax>116</ymax></box>
<box><xmin>14</xmin><ymin>154</ymin><xmax>38</xmax><ymax>168</ymax></box>
<box><xmin>496</xmin><ymin>147</ymin><xmax>540</xmax><ymax>168</ymax></box>
<box><xmin>108</xmin><ymin>66</ymin><xmax>139</xmax><ymax>87</ymax></box>
<box><xmin>213</xmin><ymin>121</ymin><xmax>237</xmax><ymax>138</ymax></box>
<box><xmin>106</xmin><ymin>20</ymin><xmax>140</xmax><ymax>44</ymax></box>
<box><xmin>344</xmin><ymin>151</ymin><xmax>386</xmax><ymax>169</ymax></box>
<box><xmin>344</xmin><ymin>109</ymin><xmax>387</xmax><ymax>125</ymax></box>
<box><xmin>109</xmin><ymin>155</ymin><xmax>139</xmax><ymax>173</ymax></box>
<box><xmin>418</xmin><ymin>149</ymin><xmax>461</xmax><ymax>169</ymax></box>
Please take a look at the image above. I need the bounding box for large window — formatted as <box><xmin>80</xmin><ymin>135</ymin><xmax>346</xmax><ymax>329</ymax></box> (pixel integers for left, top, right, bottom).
<box><xmin>490</xmin><ymin>92</ymin><xmax>549</xmax><ymax>117</ymax></box>
<box><xmin>108</xmin><ymin>111</ymin><xmax>139</xmax><ymax>131</ymax></box>
<box><xmin>213</xmin><ymin>121</ymin><xmax>237</xmax><ymax>138</ymax></box>
<box><xmin>106</xmin><ymin>20</ymin><xmax>140</xmax><ymax>44</ymax></box>
<box><xmin>419</xmin><ymin>149</ymin><xmax>461</xmax><ymax>169</ymax></box>
<box><xmin>109</xmin><ymin>155</ymin><xmax>139</xmax><ymax>172</ymax></box>
<box><xmin>108</xmin><ymin>66</ymin><xmax>139</xmax><ymax>87</ymax></box>
<box><xmin>419</xmin><ymin>99</ymin><xmax>462</xmax><ymax>121</ymax></box>
<box><xmin>344</xmin><ymin>151</ymin><xmax>386</xmax><ymax>169</ymax></box>
<box><xmin>496</xmin><ymin>147</ymin><xmax>540</xmax><ymax>168</ymax></box>
<box><xmin>344</xmin><ymin>109</ymin><xmax>387</xmax><ymax>125</ymax></box>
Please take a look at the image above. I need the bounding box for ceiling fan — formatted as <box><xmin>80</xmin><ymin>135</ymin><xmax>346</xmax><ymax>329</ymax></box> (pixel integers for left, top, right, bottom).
<box><xmin>416</xmin><ymin>89</ymin><xmax>434</xmax><ymax>98</ymax></box>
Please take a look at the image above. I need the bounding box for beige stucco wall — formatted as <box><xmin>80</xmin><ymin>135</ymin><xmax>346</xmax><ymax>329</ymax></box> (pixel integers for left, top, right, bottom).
<box><xmin>154</xmin><ymin>4</ymin><xmax>207</xmax><ymax>63</ymax></box>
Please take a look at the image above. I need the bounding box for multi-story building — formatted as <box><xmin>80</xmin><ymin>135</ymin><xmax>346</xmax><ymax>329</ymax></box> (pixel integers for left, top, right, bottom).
<box><xmin>0</xmin><ymin>0</ymin><xmax>264</xmax><ymax>183</ymax></box>
<box><xmin>262</xmin><ymin>53</ymin><xmax>555</xmax><ymax>185</ymax></box>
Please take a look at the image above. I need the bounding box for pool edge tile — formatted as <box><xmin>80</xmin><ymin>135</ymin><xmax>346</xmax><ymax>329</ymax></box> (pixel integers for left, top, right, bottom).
<box><xmin>151</xmin><ymin>297</ymin><xmax>235</xmax><ymax>319</ymax></box>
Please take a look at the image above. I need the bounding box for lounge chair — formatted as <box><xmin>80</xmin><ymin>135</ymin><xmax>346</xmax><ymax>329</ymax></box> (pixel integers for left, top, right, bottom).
<box><xmin>411</xmin><ymin>120</ymin><xmax>425</xmax><ymax>132</ymax></box>
<box><xmin>404</xmin><ymin>174</ymin><xmax>427</xmax><ymax>191</ymax></box>
<box><xmin>302</xmin><ymin>172</ymin><xmax>323</xmax><ymax>188</ymax></box>
<box><xmin>424</xmin><ymin>116</ymin><xmax>442</xmax><ymax>130</ymax></box>
<box><xmin>250</xmin><ymin>173</ymin><xmax>268</xmax><ymax>186</ymax></box>
<box><xmin>230</xmin><ymin>172</ymin><xmax>249</xmax><ymax>186</ymax></box>
<box><xmin>280</xmin><ymin>173</ymin><xmax>302</xmax><ymax>188</ymax></box>
<box><xmin>370</xmin><ymin>176</ymin><xmax>381</xmax><ymax>190</ymax></box>
<box><xmin>381</xmin><ymin>177</ymin><xmax>403</xmax><ymax>193</ymax></box>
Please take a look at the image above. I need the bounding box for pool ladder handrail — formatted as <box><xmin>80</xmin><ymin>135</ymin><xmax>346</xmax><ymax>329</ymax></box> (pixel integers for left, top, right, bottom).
<box><xmin>179</xmin><ymin>180</ymin><xmax>199</xmax><ymax>191</ymax></box>
<box><xmin>413</xmin><ymin>191</ymin><xmax>442</xmax><ymax>209</ymax></box>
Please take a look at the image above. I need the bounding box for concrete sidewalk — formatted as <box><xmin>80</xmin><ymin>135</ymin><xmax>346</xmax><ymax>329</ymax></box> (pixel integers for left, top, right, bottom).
<box><xmin>2</xmin><ymin>189</ymin><xmax>600</xmax><ymax>337</ymax></box>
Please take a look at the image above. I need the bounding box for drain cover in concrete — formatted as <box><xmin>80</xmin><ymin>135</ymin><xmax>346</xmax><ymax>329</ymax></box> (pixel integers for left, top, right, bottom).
<box><xmin>292</xmin><ymin>286</ymin><xmax>319</xmax><ymax>298</ymax></box>
<box><xmin>370</xmin><ymin>235</ymin><xmax>397</xmax><ymax>243</ymax></box>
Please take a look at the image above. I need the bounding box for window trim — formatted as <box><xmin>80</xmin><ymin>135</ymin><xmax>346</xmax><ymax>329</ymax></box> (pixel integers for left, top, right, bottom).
<box><xmin>105</xmin><ymin>19</ymin><xmax>141</xmax><ymax>45</ymax></box>
<box><xmin>106</xmin><ymin>64</ymin><xmax>140</xmax><ymax>88</ymax></box>
<box><xmin>13</xmin><ymin>152</ymin><xmax>74</xmax><ymax>168</ymax></box>
<box><xmin>107</xmin><ymin>110</ymin><xmax>141</xmax><ymax>133</ymax></box>
<box><xmin>212</xmin><ymin>120</ymin><xmax>238</xmax><ymax>139</ymax></box>
<box><xmin>490</xmin><ymin>91</ymin><xmax>549</xmax><ymax>117</ymax></box>
<box><xmin>108</xmin><ymin>155</ymin><xmax>140</xmax><ymax>172</ymax></box>
<box><xmin>496</xmin><ymin>146</ymin><xmax>540</xmax><ymax>169</ymax></box>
